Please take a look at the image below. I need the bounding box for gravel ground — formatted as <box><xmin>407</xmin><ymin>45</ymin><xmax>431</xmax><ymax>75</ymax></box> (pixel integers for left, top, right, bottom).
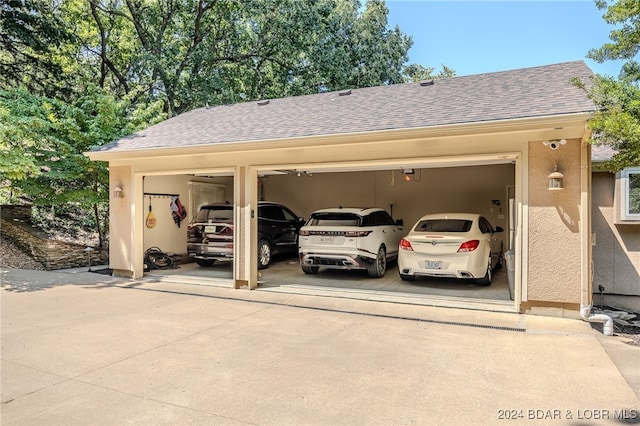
<box><xmin>0</xmin><ymin>238</ymin><xmax>45</xmax><ymax>270</ymax></box>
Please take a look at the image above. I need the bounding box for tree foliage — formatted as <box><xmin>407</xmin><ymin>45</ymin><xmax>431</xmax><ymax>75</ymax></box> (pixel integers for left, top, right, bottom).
<box><xmin>590</xmin><ymin>0</ymin><xmax>640</xmax><ymax>80</ymax></box>
<box><xmin>0</xmin><ymin>86</ymin><xmax>164</xmax><ymax>244</ymax></box>
<box><xmin>575</xmin><ymin>75</ymin><xmax>640</xmax><ymax>170</ymax></box>
<box><xmin>584</xmin><ymin>0</ymin><xmax>640</xmax><ymax>170</ymax></box>
<box><xmin>0</xmin><ymin>0</ymin><xmax>75</xmax><ymax>97</ymax></box>
<box><xmin>64</xmin><ymin>0</ymin><xmax>423</xmax><ymax>116</ymax></box>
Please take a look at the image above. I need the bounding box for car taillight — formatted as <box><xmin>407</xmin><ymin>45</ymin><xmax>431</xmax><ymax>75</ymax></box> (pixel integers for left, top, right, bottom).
<box><xmin>299</xmin><ymin>229</ymin><xmax>310</xmax><ymax>236</ymax></box>
<box><xmin>457</xmin><ymin>240</ymin><xmax>480</xmax><ymax>252</ymax></box>
<box><xmin>345</xmin><ymin>230</ymin><xmax>372</xmax><ymax>237</ymax></box>
<box><xmin>399</xmin><ymin>238</ymin><xmax>413</xmax><ymax>251</ymax></box>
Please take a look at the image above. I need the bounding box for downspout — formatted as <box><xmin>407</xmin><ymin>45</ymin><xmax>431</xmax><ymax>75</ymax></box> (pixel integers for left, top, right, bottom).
<box><xmin>579</xmin><ymin>137</ymin><xmax>613</xmax><ymax>335</ymax></box>
<box><xmin>580</xmin><ymin>304</ymin><xmax>613</xmax><ymax>336</ymax></box>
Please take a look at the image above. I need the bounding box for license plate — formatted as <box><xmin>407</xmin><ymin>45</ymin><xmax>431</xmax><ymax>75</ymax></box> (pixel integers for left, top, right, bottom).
<box><xmin>319</xmin><ymin>236</ymin><xmax>334</xmax><ymax>244</ymax></box>
<box><xmin>425</xmin><ymin>261</ymin><xmax>442</xmax><ymax>269</ymax></box>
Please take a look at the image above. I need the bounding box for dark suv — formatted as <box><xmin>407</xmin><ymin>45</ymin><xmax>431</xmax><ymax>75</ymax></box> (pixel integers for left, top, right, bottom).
<box><xmin>187</xmin><ymin>201</ymin><xmax>304</xmax><ymax>269</ymax></box>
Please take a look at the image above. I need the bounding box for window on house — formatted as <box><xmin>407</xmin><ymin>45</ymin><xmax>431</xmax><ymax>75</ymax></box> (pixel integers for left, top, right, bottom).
<box><xmin>620</xmin><ymin>168</ymin><xmax>640</xmax><ymax>221</ymax></box>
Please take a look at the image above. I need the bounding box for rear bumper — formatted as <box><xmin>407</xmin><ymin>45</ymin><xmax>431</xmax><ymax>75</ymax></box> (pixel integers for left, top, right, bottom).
<box><xmin>399</xmin><ymin>268</ymin><xmax>477</xmax><ymax>279</ymax></box>
<box><xmin>397</xmin><ymin>252</ymin><xmax>482</xmax><ymax>279</ymax></box>
<box><xmin>300</xmin><ymin>253</ymin><xmax>372</xmax><ymax>270</ymax></box>
<box><xmin>187</xmin><ymin>243</ymin><xmax>233</xmax><ymax>261</ymax></box>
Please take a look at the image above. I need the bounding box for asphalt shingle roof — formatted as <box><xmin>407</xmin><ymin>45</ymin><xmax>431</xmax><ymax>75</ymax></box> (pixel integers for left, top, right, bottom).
<box><xmin>93</xmin><ymin>61</ymin><xmax>595</xmax><ymax>153</ymax></box>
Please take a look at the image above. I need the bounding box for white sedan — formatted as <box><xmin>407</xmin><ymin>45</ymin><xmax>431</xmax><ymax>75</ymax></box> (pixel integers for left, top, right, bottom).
<box><xmin>397</xmin><ymin>213</ymin><xmax>504</xmax><ymax>285</ymax></box>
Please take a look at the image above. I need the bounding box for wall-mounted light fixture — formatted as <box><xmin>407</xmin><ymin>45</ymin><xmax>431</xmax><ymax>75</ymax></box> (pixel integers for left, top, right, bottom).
<box><xmin>548</xmin><ymin>164</ymin><xmax>564</xmax><ymax>190</ymax></box>
<box><xmin>113</xmin><ymin>183</ymin><xmax>124</xmax><ymax>198</ymax></box>
<box><xmin>402</xmin><ymin>168</ymin><xmax>414</xmax><ymax>182</ymax></box>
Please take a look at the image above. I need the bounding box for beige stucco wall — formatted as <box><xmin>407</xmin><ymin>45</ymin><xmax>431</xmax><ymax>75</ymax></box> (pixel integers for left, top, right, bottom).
<box><xmin>526</xmin><ymin>138</ymin><xmax>583</xmax><ymax>306</ymax></box>
<box><xmin>109</xmin><ymin>165</ymin><xmax>134</xmax><ymax>277</ymax></box>
<box><xmin>592</xmin><ymin>172</ymin><xmax>640</xmax><ymax>312</ymax></box>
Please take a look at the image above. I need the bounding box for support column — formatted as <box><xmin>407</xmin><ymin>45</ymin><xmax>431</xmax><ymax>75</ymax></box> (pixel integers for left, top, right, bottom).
<box><xmin>234</xmin><ymin>166</ymin><xmax>258</xmax><ymax>289</ymax></box>
<box><xmin>109</xmin><ymin>166</ymin><xmax>139</xmax><ymax>278</ymax></box>
<box><xmin>132</xmin><ymin>173</ymin><xmax>145</xmax><ymax>278</ymax></box>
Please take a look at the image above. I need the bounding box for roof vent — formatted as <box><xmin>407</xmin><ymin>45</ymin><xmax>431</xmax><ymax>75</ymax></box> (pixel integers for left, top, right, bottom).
<box><xmin>420</xmin><ymin>80</ymin><xmax>435</xmax><ymax>86</ymax></box>
<box><xmin>257</xmin><ymin>100</ymin><xmax>270</xmax><ymax>106</ymax></box>
<box><xmin>338</xmin><ymin>89</ymin><xmax>352</xmax><ymax>96</ymax></box>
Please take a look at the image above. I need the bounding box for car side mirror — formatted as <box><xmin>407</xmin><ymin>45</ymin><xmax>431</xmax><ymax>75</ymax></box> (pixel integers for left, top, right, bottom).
<box><xmin>396</xmin><ymin>218</ymin><xmax>404</xmax><ymax>227</ymax></box>
<box><xmin>298</xmin><ymin>217</ymin><xmax>305</xmax><ymax>223</ymax></box>
<box><xmin>495</xmin><ymin>226</ymin><xmax>504</xmax><ymax>233</ymax></box>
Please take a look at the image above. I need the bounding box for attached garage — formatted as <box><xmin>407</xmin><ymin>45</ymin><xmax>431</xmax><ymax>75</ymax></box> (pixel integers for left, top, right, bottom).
<box><xmin>87</xmin><ymin>61</ymin><xmax>597</xmax><ymax>317</ymax></box>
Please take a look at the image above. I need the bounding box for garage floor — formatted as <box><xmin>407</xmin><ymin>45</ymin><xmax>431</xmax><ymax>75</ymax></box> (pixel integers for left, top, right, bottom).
<box><xmin>144</xmin><ymin>254</ymin><xmax>516</xmax><ymax>313</ymax></box>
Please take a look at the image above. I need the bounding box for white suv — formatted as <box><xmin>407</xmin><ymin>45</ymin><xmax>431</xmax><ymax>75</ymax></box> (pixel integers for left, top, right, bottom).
<box><xmin>298</xmin><ymin>207</ymin><xmax>404</xmax><ymax>278</ymax></box>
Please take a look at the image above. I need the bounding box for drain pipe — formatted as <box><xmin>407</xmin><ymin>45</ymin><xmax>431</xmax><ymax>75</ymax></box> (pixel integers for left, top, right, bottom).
<box><xmin>580</xmin><ymin>305</ymin><xmax>613</xmax><ymax>336</ymax></box>
<box><xmin>580</xmin><ymin>262</ymin><xmax>613</xmax><ymax>336</ymax></box>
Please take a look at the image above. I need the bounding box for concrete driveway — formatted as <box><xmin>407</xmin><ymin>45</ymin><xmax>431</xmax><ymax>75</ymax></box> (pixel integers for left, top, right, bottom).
<box><xmin>1</xmin><ymin>268</ymin><xmax>639</xmax><ymax>425</ymax></box>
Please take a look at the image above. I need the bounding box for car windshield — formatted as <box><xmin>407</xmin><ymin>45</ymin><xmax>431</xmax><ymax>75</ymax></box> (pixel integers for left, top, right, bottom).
<box><xmin>195</xmin><ymin>207</ymin><xmax>233</xmax><ymax>223</ymax></box>
<box><xmin>414</xmin><ymin>219</ymin><xmax>472</xmax><ymax>232</ymax></box>
<box><xmin>308</xmin><ymin>212</ymin><xmax>361</xmax><ymax>227</ymax></box>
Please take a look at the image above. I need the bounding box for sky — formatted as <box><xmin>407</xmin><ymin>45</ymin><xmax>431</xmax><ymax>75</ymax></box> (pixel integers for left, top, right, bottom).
<box><xmin>385</xmin><ymin>0</ymin><xmax>625</xmax><ymax>78</ymax></box>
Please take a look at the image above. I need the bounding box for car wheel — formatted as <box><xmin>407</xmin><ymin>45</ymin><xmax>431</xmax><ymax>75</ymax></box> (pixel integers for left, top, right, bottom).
<box><xmin>301</xmin><ymin>265</ymin><xmax>319</xmax><ymax>274</ymax></box>
<box><xmin>257</xmin><ymin>239</ymin><xmax>271</xmax><ymax>270</ymax></box>
<box><xmin>196</xmin><ymin>259</ymin><xmax>215</xmax><ymax>267</ymax></box>
<box><xmin>477</xmin><ymin>259</ymin><xmax>492</xmax><ymax>286</ymax></box>
<box><xmin>399</xmin><ymin>273</ymin><xmax>415</xmax><ymax>281</ymax></box>
<box><xmin>495</xmin><ymin>250</ymin><xmax>504</xmax><ymax>270</ymax></box>
<box><xmin>367</xmin><ymin>246</ymin><xmax>386</xmax><ymax>278</ymax></box>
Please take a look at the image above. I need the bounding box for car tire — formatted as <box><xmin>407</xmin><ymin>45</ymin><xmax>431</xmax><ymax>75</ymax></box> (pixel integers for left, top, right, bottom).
<box><xmin>477</xmin><ymin>259</ymin><xmax>492</xmax><ymax>286</ymax></box>
<box><xmin>257</xmin><ymin>239</ymin><xmax>271</xmax><ymax>270</ymax></box>
<box><xmin>495</xmin><ymin>250</ymin><xmax>504</xmax><ymax>269</ymax></box>
<box><xmin>301</xmin><ymin>265</ymin><xmax>319</xmax><ymax>274</ymax></box>
<box><xmin>196</xmin><ymin>259</ymin><xmax>215</xmax><ymax>267</ymax></box>
<box><xmin>367</xmin><ymin>246</ymin><xmax>387</xmax><ymax>278</ymax></box>
<box><xmin>399</xmin><ymin>273</ymin><xmax>415</xmax><ymax>281</ymax></box>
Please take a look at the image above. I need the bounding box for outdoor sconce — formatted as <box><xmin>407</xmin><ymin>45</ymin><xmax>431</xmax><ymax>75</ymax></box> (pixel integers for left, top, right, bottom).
<box><xmin>113</xmin><ymin>183</ymin><xmax>124</xmax><ymax>198</ymax></box>
<box><xmin>402</xmin><ymin>168</ymin><xmax>414</xmax><ymax>182</ymax></box>
<box><xmin>548</xmin><ymin>165</ymin><xmax>564</xmax><ymax>190</ymax></box>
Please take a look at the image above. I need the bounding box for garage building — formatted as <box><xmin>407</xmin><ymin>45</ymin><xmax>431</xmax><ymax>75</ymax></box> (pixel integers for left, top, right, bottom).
<box><xmin>86</xmin><ymin>60</ymin><xmax>598</xmax><ymax>318</ymax></box>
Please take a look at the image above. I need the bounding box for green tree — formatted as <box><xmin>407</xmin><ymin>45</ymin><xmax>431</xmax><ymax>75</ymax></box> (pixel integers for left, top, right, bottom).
<box><xmin>0</xmin><ymin>0</ymin><xmax>76</xmax><ymax>97</ymax></box>
<box><xmin>583</xmin><ymin>0</ymin><xmax>640</xmax><ymax>170</ymax></box>
<box><xmin>0</xmin><ymin>87</ymin><xmax>164</xmax><ymax>246</ymax></box>
<box><xmin>589</xmin><ymin>0</ymin><xmax>640</xmax><ymax>81</ymax></box>
<box><xmin>402</xmin><ymin>64</ymin><xmax>456</xmax><ymax>82</ymax></box>
<box><xmin>61</xmin><ymin>0</ymin><xmax>419</xmax><ymax>115</ymax></box>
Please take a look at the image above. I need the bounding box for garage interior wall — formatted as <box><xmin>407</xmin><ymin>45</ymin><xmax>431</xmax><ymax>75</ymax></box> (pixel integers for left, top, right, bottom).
<box><xmin>139</xmin><ymin>165</ymin><xmax>515</xmax><ymax>259</ymax></box>
<box><xmin>142</xmin><ymin>175</ymin><xmax>234</xmax><ymax>255</ymax></box>
<box><xmin>263</xmin><ymin>164</ymin><xmax>514</xmax><ymax>244</ymax></box>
